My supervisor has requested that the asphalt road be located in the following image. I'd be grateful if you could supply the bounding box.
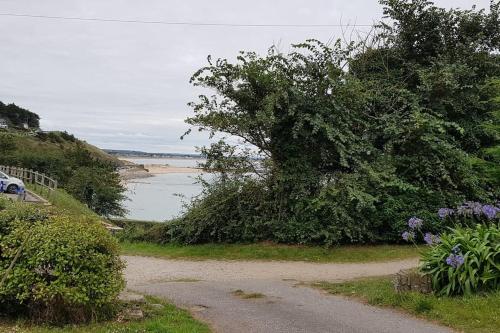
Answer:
[124,256,452,333]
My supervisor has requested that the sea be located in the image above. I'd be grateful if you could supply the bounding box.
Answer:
[121,158,207,222]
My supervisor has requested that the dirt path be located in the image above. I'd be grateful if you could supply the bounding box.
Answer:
[124,256,452,333]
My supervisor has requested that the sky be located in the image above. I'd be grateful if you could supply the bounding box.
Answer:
[0,0,492,153]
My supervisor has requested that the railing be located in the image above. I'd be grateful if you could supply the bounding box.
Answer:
[0,165,58,198]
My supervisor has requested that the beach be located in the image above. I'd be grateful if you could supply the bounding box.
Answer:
[118,157,203,180]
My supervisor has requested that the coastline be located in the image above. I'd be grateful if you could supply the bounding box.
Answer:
[145,164,203,174]
[118,157,203,181]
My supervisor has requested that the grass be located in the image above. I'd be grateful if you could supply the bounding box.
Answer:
[120,241,419,263]
[3,130,122,167]
[315,277,500,333]
[0,296,211,333]
[27,185,99,219]
[231,289,266,299]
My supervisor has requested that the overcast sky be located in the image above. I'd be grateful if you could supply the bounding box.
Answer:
[0,0,491,153]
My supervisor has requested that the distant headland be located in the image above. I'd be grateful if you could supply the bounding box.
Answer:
[104,149,202,159]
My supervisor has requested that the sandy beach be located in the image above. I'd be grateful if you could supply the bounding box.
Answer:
[118,158,203,180]
[144,164,202,174]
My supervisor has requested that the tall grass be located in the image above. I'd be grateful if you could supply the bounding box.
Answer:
[27,185,98,219]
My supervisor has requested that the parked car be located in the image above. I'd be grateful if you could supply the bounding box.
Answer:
[0,171,25,194]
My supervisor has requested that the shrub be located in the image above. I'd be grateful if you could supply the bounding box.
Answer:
[0,200,124,323]
[420,224,500,296]
[167,178,272,244]
[114,220,165,243]
[151,172,465,246]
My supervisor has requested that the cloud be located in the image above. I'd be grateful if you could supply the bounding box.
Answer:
[0,0,490,153]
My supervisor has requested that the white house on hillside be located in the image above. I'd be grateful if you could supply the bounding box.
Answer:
[0,118,8,129]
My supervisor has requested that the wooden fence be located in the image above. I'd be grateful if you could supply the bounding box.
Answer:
[0,165,58,198]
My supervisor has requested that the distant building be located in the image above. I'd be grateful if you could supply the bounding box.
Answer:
[22,123,29,130]
[0,118,8,129]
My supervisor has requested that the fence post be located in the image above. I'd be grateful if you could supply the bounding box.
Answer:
[34,171,39,192]
[1,166,57,201]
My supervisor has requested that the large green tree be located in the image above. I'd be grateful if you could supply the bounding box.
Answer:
[0,102,40,128]
[66,166,126,217]
[173,0,499,245]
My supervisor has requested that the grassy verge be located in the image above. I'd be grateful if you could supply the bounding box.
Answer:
[315,277,500,333]
[0,296,211,333]
[120,241,419,263]
[27,185,99,219]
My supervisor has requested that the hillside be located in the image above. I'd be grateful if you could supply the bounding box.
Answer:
[0,130,123,168]
[30,131,121,165]
[0,116,127,217]
[105,149,202,159]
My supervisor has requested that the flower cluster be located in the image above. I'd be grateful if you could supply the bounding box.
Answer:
[402,231,414,241]
[445,246,464,268]
[401,217,441,247]
[482,205,500,220]
[424,232,440,245]
[438,202,500,220]
[446,253,465,268]
[437,208,454,219]
[408,217,423,229]
[458,201,483,216]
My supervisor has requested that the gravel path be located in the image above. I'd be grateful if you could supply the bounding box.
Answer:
[124,256,452,333]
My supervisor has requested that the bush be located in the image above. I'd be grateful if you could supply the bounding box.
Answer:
[114,220,165,243]
[0,199,124,323]
[420,224,500,296]
[167,178,272,244]
[146,170,466,246]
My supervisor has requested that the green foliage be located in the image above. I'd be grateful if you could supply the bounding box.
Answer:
[0,125,126,217]
[421,224,500,296]
[172,0,500,245]
[0,199,125,323]
[0,296,211,333]
[0,133,15,154]
[28,187,100,220]
[0,102,40,129]
[470,78,500,194]
[168,177,272,243]
[66,166,126,217]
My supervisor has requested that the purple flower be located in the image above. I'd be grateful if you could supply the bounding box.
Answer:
[482,205,499,220]
[402,231,415,241]
[424,232,440,245]
[438,208,454,219]
[446,253,464,268]
[408,217,423,229]
[466,202,483,216]
[456,204,470,216]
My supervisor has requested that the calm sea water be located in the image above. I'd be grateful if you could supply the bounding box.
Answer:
[121,158,207,222]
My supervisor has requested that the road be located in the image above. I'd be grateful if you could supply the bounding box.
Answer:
[124,256,452,333]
